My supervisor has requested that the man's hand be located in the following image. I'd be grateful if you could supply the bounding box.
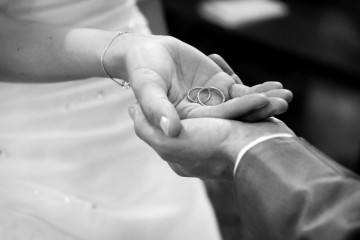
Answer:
[128,103,294,182]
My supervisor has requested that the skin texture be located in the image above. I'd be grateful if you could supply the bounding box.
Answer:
[115,35,293,136]
[129,102,294,182]
[0,12,292,137]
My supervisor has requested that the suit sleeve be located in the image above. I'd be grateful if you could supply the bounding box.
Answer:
[234,137,360,240]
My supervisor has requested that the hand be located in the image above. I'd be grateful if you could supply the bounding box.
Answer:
[208,54,293,122]
[128,103,294,182]
[106,34,292,136]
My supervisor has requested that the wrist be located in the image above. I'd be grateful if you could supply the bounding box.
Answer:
[100,30,134,88]
[64,28,114,79]
[222,120,295,178]
[104,33,177,84]
[102,31,143,82]
[233,133,295,175]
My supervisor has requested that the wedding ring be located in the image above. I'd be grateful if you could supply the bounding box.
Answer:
[187,86,226,106]
[198,86,226,106]
[187,87,211,103]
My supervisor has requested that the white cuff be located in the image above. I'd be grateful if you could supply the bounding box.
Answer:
[233,133,294,176]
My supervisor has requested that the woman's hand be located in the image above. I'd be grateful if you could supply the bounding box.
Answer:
[106,34,292,136]
[0,12,291,133]
[128,103,294,182]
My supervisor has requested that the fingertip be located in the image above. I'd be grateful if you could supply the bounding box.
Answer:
[265,81,283,89]
[128,103,141,120]
[128,106,135,120]
[285,89,294,103]
[271,98,289,115]
[252,81,283,93]
[208,53,221,60]
[128,102,141,119]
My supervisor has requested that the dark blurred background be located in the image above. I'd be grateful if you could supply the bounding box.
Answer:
[139,0,360,239]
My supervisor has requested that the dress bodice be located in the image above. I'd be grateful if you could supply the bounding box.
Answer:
[0,1,220,239]
[0,0,148,31]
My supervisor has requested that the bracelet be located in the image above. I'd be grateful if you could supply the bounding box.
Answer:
[233,133,294,176]
[101,30,131,89]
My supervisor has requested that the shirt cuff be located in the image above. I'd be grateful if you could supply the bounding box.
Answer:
[233,133,294,176]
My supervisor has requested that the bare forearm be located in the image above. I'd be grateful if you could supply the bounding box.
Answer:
[0,14,113,82]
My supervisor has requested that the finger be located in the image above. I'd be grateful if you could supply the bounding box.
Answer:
[267,117,283,123]
[189,94,270,119]
[241,98,288,122]
[204,71,235,101]
[128,103,162,145]
[231,74,242,84]
[251,81,283,93]
[208,54,235,75]
[209,94,270,119]
[130,68,181,137]
[208,54,242,84]
[229,83,251,98]
[262,89,293,103]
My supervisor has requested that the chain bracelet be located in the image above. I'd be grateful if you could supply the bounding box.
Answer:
[100,30,130,89]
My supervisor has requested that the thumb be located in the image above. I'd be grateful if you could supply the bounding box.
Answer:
[130,68,182,137]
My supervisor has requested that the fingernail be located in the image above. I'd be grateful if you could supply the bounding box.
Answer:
[160,116,169,136]
[128,107,135,119]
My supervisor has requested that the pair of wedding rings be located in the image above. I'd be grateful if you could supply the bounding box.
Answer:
[187,86,226,106]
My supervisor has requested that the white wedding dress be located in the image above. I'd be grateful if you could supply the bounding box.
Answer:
[0,0,220,239]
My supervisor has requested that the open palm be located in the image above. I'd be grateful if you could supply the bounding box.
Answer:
[125,34,291,136]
